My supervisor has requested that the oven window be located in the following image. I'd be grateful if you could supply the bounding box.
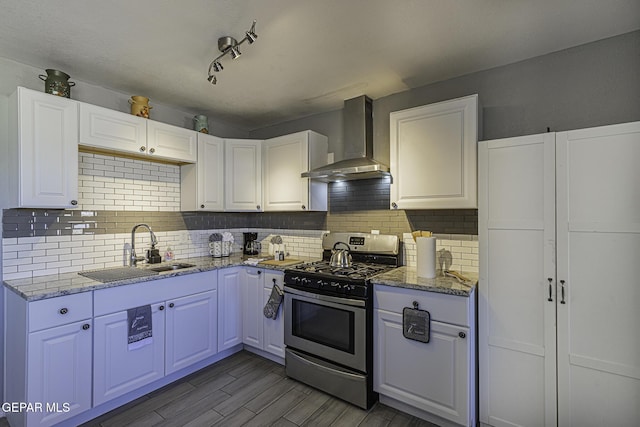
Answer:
[291,299,355,354]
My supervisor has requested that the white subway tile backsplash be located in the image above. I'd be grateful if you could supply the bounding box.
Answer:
[77,153,180,212]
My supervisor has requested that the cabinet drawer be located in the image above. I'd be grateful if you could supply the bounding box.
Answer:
[29,292,93,332]
[374,285,471,327]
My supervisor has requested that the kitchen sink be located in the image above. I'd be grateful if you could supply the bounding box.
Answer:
[147,263,196,273]
[79,267,159,283]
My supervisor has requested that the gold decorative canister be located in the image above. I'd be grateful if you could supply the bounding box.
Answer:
[129,96,152,118]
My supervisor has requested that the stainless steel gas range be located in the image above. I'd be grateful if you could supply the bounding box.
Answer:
[283,232,400,409]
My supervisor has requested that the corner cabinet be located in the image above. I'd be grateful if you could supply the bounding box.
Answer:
[79,103,197,163]
[181,133,225,211]
[263,130,328,211]
[8,87,79,208]
[479,122,640,427]
[225,139,263,211]
[390,95,478,210]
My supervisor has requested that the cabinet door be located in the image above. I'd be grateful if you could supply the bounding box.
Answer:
[478,134,557,427]
[242,268,264,348]
[93,303,165,406]
[27,320,92,427]
[16,87,79,208]
[79,103,147,154]
[263,132,310,211]
[218,267,243,351]
[165,290,218,374]
[198,133,225,210]
[263,271,285,357]
[147,120,197,163]
[390,94,477,209]
[374,309,471,426]
[225,139,262,211]
[556,122,640,426]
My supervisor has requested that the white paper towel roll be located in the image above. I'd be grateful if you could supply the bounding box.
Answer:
[416,237,436,278]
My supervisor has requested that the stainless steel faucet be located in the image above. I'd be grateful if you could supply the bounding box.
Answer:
[130,223,158,266]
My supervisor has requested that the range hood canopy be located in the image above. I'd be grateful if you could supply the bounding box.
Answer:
[302,95,390,182]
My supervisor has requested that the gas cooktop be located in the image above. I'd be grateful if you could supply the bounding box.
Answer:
[288,260,394,280]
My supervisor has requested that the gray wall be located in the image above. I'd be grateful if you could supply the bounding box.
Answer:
[0,56,250,138]
[251,31,640,167]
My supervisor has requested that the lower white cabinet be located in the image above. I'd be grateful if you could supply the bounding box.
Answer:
[262,271,285,358]
[5,291,93,427]
[242,267,265,348]
[93,303,165,406]
[165,290,218,374]
[217,267,244,351]
[374,285,476,427]
[242,268,285,359]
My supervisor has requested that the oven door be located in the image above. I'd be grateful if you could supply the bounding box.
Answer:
[284,286,366,373]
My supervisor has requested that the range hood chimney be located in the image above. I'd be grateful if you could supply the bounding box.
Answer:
[301,95,390,182]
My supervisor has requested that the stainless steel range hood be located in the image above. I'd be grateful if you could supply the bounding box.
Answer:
[302,95,390,182]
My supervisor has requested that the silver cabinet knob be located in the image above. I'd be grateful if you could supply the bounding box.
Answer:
[149,148,155,154]
[140,146,146,152]
[391,202,398,209]
[70,200,78,206]
[301,205,306,210]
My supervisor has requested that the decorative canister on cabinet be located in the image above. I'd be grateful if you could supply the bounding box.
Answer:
[129,95,152,118]
[38,69,76,98]
[193,114,209,133]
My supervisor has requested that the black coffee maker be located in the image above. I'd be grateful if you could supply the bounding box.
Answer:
[243,232,260,255]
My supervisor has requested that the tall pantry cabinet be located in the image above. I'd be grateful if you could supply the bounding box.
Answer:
[478,122,640,427]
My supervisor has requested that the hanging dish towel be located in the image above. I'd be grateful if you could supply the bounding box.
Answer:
[263,285,284,320]
[127,305,153,350]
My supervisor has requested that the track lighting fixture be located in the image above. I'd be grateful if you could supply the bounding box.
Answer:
[207,20,258,85]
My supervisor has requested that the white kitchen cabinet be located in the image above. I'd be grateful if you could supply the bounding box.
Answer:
[390,94,478,210]
[146,120,197,163]
[263,130,328,211]
[218,267,244,351]
[8,86,79,208]
[79,102,197,163]
[79,103,147,153]
[242,267,264,348]
[262,271,285,358]
[93,303,166,406]
[181,133,225,211]
[5,291,93,427]
[165,289,218,375]
[478,121,640,427]
[241,268,285,360]
[374,285,476,427]
[225,138,263,211]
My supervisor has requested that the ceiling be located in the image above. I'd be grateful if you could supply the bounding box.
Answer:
[1,0,638,130]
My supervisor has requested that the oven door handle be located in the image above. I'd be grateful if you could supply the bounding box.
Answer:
[284,286,366,308]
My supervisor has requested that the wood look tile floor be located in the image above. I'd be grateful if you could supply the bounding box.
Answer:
[67,350,439,427]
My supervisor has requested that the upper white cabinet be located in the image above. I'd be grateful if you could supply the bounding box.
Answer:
[79,103,196,163]
[263,130,328,211]
[79,103,147,153]
[390,94,478,210]
[479,122,640,427]
[146,120,197,163]
[225,138,263,211]
[9,87,79,208]
[181,133,225,211]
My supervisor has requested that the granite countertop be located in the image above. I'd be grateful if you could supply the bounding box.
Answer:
[371,266,478,297]
[3,255,312,302]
